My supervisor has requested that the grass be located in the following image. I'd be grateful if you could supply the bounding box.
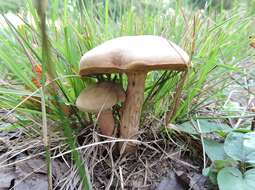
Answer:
[0,0,255,189]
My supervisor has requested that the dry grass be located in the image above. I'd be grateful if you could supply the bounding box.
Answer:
[0,113,205,189]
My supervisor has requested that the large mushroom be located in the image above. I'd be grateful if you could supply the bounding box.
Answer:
[76,82,125,136]
[79,35,189,153]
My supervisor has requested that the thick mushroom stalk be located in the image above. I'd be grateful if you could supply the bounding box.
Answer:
[119,72,146,152]
[98,109,115,136]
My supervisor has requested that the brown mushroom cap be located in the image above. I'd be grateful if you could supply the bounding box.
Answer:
[76,82,125,113]
[79,35,189,76]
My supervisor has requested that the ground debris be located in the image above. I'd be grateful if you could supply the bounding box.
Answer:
[0,156,69,190]
[155,172,185,190]
[86,125,211,190]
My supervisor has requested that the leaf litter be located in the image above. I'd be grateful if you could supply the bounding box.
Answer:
[0,111,216,190]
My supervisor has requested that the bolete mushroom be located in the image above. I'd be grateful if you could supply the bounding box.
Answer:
[76,81,125,136]
[79,35,189,153]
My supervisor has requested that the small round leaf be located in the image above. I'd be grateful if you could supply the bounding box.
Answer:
[217,167,255,190]
[224,132,255,164]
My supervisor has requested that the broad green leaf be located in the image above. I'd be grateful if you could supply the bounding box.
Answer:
[224,132,255,164]
[204,139,226,161]
[174,120,232,134]
[204,159,238,186]
[217,167,255,190]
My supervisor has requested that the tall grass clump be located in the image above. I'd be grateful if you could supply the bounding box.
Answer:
[0,0,254,188]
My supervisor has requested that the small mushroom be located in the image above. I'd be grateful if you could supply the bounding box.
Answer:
[76,82,125,136]
[79,35,189,153]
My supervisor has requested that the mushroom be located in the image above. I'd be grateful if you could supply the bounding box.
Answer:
[76,81,125,136]
[79,35,189,153]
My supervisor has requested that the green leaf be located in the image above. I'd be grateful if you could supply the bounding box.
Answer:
[0,123,21,132]
[174,120,232,134]
[224,132,255,164]
[217,167,255,190]
[203,166,218,185]
[204,139,226,161]
[202,167,211,176]
[0,87,40,97]
[223,100,243,113]
[213,159,238,171]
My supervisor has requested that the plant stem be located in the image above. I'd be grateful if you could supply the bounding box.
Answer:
[37,0,53,189]
[41,86,52,190]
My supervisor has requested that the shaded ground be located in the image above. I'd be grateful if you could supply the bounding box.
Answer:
[0,110,215,190]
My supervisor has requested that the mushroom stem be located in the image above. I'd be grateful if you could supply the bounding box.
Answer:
[119,72,146,153]
[98,109,115,136]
